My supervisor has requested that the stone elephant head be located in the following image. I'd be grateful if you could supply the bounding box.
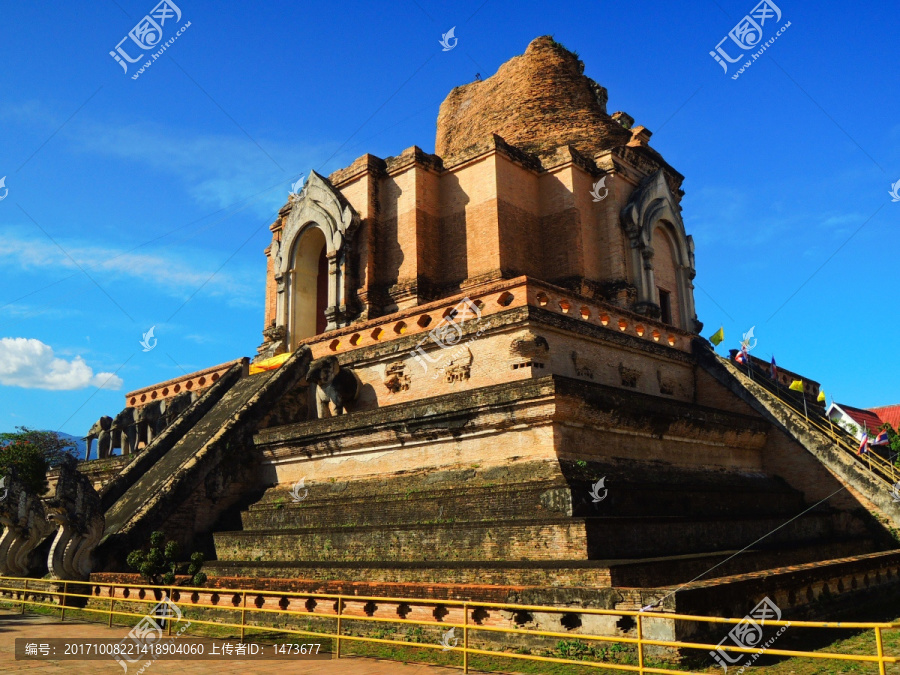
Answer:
[161,391,193,430]
[307,355,360,418]
[136,400,165,447]
[110,407,137,456]
[84,415,113,460]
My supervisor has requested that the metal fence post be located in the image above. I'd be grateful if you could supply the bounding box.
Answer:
[20,579,27,615]
[875,626,886,675]
[167,587,174,636]
[240,592,247,643]
[463,602,469,674]
[336,596,343,659]
[637,613,644,674]
[60,581,67,621]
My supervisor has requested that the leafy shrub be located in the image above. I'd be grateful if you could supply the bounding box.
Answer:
[0,440,49,495]
[127,531,206,586]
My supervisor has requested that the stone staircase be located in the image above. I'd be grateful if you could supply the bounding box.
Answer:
[95,348,313,570]
[694,341,900,526]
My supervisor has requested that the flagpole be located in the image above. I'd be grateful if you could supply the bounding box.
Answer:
[891,441,896,484]
[827,397,836,442]
[864,424,872,473]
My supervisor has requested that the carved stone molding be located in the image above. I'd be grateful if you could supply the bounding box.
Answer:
[657,369,676,396]
[272,171,361,343]
[445,347,473,383]
[619,363,641,388]
[620,169,699,333]
[384,363,411,393]
[509,330,550,370]
[570,351,594,380]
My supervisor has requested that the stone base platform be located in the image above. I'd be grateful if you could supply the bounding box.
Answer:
[204,538,879,588]
[90,548,900,652]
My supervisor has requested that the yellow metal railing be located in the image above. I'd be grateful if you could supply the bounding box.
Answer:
[0,576,897,674]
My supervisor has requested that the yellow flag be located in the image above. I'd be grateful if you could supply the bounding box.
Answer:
[817,390,826,403]
[789,379,804,392]
[709,326,725,346]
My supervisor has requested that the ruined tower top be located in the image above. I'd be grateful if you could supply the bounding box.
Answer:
[435,35,632,158]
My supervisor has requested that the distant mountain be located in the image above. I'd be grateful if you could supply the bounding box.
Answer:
[0,431,93,461]
[57,432,89,461]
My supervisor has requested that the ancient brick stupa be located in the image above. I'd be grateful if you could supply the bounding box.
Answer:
[74,36,900,639]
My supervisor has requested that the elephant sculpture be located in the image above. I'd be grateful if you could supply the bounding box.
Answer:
[110,407,137,456]
[95,394,193,459]
[160,391,193,429]
[135,400,165,448]
[84,416,113,460]
[307,356,361,419]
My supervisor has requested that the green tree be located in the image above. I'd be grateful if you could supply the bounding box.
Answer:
[880,424,900,466]
[0,440,49,495]
[0,427,79,495]
[0,427,78,465]
[126,531,207,586]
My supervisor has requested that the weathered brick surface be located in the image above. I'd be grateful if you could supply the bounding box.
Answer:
[435,36,631,160]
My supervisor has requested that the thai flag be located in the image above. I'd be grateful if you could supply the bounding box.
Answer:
[873,430,890,446]
[735,348,748,364]
[858,432,869,455]
[770,356,777,380]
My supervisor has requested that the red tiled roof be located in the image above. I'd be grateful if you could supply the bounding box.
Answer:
[835,403,884,432]
[871,405,900,430]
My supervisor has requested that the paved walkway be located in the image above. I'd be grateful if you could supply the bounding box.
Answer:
[0,611,456,674]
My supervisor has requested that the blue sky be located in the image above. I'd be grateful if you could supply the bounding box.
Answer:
[0,0,896,437]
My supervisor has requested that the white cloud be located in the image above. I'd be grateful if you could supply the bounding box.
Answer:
[67,120,323,212]
[0,230,257,306]
[0,337,123,390]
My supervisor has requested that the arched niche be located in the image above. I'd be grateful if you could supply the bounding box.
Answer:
[650,224,681,328]
[271,171,360,349]
[620,170,700,333]
[289,225,328,347]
